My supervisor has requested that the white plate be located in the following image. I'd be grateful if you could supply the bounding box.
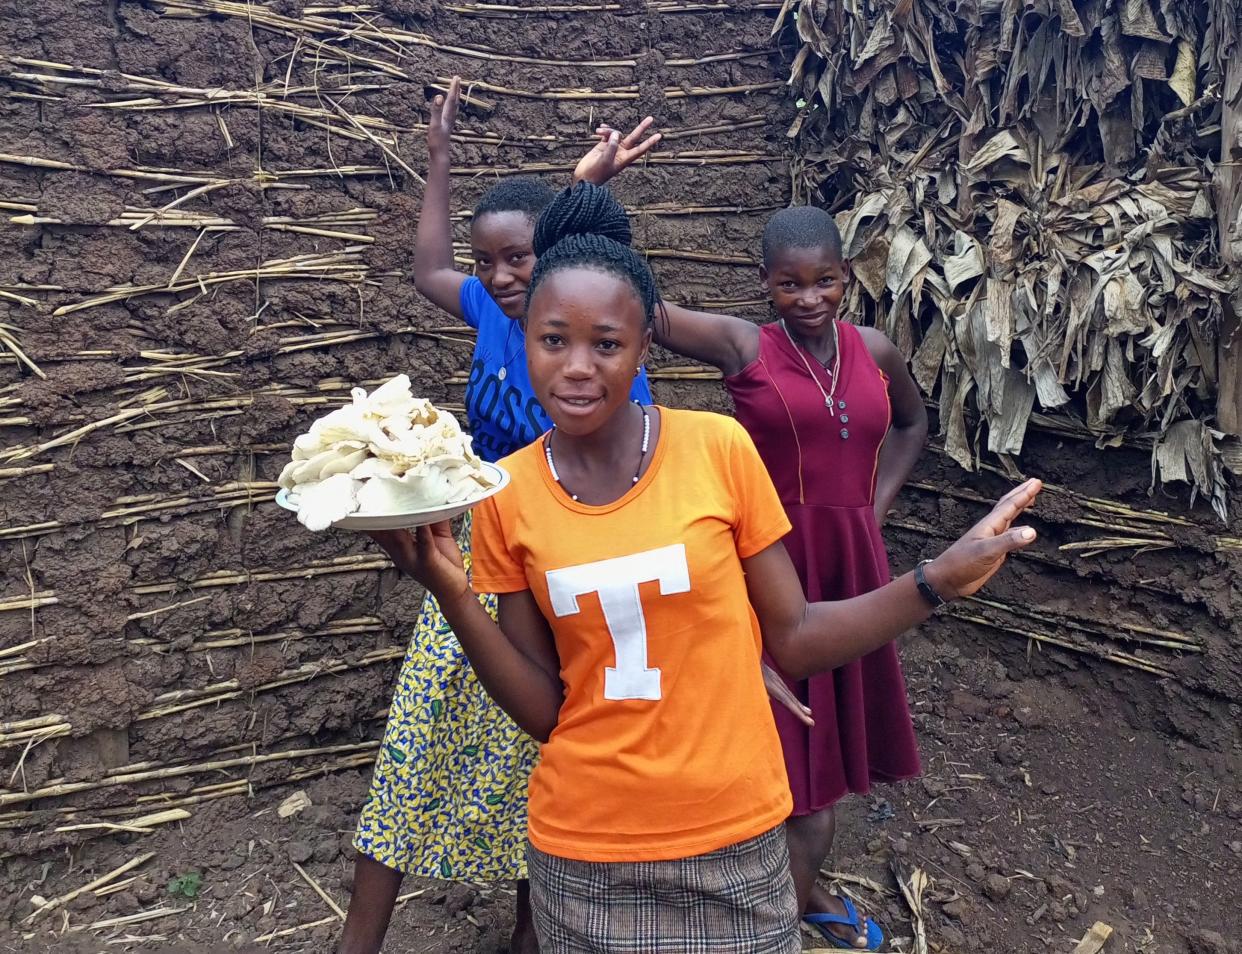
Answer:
[276,462,510,531]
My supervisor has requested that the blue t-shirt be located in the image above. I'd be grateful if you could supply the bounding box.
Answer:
[460,276,653,462]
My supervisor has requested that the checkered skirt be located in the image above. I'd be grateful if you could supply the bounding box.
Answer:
[526,826,799,953]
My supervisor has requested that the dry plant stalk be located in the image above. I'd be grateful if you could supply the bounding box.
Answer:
[252,886,427,942]
[23,852,155,922]
[0,747,382,831]
[444,2,782,16]
[293,862,347,920]
[1072,922,1115,954]
[68,905,187,933]
[51,807,191,836]
[0,741,379,807]
[894,864,930,954]
[146,1,773,70]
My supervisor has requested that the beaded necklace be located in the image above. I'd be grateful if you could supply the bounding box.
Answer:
[543,401,651,503]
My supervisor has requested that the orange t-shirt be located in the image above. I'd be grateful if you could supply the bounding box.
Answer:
[471,407,793,862]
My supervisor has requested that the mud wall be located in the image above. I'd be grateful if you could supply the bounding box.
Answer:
[0,0,795,850]
[0,0,1238,860]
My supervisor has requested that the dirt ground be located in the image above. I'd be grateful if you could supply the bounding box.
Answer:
[4,587,1240,954]
[1,2,1240,953]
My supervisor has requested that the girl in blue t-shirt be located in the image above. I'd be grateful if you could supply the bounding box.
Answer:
[338,80,657,954]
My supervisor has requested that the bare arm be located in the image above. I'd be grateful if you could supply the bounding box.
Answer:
[745,479,1042,679]
[412,76,468,320]
[437,588,562,741]
[656,302,759,377]
[369,524,563,741]
[858,326,929,525]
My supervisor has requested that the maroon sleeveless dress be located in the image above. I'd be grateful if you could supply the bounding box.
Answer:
[726,320,921,815]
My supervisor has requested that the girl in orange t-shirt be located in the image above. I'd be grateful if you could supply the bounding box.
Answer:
[368,184,1041,954]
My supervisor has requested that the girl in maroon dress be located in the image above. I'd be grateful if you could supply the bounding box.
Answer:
[655,206,928,949]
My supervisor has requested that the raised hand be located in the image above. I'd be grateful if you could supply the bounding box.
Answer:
[924,479,1042,600]
[427,75,462,157]
[573,116,663,186]
[368,522,470,604]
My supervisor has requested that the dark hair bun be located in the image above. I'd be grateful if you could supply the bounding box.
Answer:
[533,181,632,256]
[525,182,660,328]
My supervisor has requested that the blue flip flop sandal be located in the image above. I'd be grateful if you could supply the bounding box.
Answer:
[803,896,884,950]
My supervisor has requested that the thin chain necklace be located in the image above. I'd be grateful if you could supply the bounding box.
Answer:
[782,319,841,416]
[544,401,651,503]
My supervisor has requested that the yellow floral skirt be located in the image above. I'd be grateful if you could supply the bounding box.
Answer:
[353,513,539,881]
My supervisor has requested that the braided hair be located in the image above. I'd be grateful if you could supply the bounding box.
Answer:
[473,177,555,223]
[761,205,843,267]
[526,182,661,324]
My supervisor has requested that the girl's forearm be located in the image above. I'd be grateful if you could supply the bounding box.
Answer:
[755,479,1040,679]
[437,589,563,741]
[413,152,456,282]
[774,573,933,679]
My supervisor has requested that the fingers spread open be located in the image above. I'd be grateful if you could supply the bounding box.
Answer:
[628,132,662,160]
[996,477,1042,511]
[623,116,655,146]
[601,130,620,162]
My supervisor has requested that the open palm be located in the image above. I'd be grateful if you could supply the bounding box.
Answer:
[927,479,1042,600]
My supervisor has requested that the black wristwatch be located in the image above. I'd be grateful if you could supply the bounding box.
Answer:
[914,560,947,608]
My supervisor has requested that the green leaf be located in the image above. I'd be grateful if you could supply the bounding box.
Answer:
[167,872,202,900]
